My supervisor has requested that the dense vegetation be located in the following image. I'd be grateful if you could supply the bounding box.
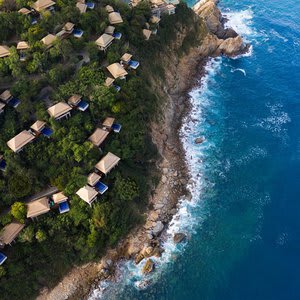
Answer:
[0,0,204,298]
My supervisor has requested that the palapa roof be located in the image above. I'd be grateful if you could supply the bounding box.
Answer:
[102,117,115,128]
[27,197,50,218]
[18,7,31,15]
[30,120,46,132]
[121,53,132,63]
[87,172,101,186]
[107,63,128,79]
[95,34,114,48]
[32,0,55,12]
[150,15,160,24]
[0,103,5,111]
[105,5,114,13]
[0,90,12,102]
[105,26,115,35]
[76,185,98,204]
[52,192,68,204]
[68,94,82,106]
[88,128,109,147]
[95,152,120,175]
[0,46,10,58]
[41,34,57,47]
[17,41,29,50]
[0,222,25,245]
[104,77,115,87]
[150,0,164,5]
[76,2,87,13]
[143,29,152,40]
[108,12,123,25]
[47,102,72,118]
[7,130,35,152]
[63,22,75,32]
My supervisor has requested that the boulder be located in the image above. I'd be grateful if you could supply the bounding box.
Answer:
[173,233,187,244]
[142,259,155,274]
[152,221,164,236]
[217,36,245,56]
[195,137,205,144]
[135,253,144,265]
[144,246,154,257]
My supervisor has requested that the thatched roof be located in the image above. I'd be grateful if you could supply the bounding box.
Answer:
[18,7,31,15]
[104,77,115,87]
[7,131,35,152]
[76,2,87,13]
[108,12,123,25]
[32,0,55,12]
[68,94,82,106]
[107,63,128,79]
[150,15,160,24]
[0,46,10,58]
[95,152,120,174]
[27,197,50,218]
[0,222,25,245]
[102,117,115,128]
[105,26,115,35]
[52,192,68,204]
[95,34,114,49]
[0,90,12,102]
[121,53,132,63]
[17,41,29,50]
[105,5,114,13]
[63,22,75,32]
[87,172,101,186]
[41,34,57,47]
[30,120,46,132]
[143,29,152,40]
[88,128,109,147]
[76,185,98,204]
[47,102,72,119]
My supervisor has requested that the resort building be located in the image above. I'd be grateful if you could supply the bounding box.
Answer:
[95,152,120,175]
[0,46,10,58]
[102,117,115,129]
[7,130,35,153]
[0,90,20,108]
[32,0,55,12]
[63,22,75,34]
[16,41,29,50]
[87,172,101,187]
[0,102,5,114]
[107,63,128,79]
[76,185,98,205]
[0,222,25,247]
[143,29,152,40]
[95,33,114,51]
[52,192,70,214]
[41,34,57,49]
[30,120,46,134]
[121,53,132,64]
[88,128,109,147]
[27,197,50,219]
[104,77,115,87]
[18,7,31,15]
[76,2,87,13]
[68,94,89,111]
[47,102,72,120]
[105,5,114,13]
[105,26,115,35]
[108,12,123,25]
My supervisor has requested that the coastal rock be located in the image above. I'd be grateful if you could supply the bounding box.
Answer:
[195,137,205,144]
[173,233,187,244]
[135,253,144,265]
[152,221,164,236]
[142,259,155,274]
[161,175,167,184]
[217,36,245,56]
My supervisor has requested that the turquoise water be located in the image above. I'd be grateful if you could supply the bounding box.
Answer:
[89,0,300,299]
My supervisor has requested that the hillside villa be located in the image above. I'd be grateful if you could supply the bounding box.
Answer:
[7,130,36,153]
[47,102,72,120]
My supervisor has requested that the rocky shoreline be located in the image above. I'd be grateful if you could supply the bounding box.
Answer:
[37,1,248,299]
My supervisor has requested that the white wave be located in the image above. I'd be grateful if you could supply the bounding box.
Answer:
[270,29,288,42]
[231,68,246,76]
[223,9,254,37]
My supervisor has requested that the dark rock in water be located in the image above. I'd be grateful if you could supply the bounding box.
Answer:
[173,233,187,244]
[142,259,155,274]
[195,137,205,144]
[135,253,144,265]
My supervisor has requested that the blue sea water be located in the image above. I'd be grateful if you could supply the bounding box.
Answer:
[89,0,300,299]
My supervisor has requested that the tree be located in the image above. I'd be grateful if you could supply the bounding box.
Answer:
[114,174,139,202]
[35,229,47,242]
[19,225,34,242]
[10,202,26,223]
[0,266,6,278]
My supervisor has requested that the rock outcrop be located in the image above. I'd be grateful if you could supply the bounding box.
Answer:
[194,0,248,56]
[142,259,155,274]
[173,233,187,244]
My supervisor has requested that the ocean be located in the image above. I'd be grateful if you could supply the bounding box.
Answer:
[89,0,300,299]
